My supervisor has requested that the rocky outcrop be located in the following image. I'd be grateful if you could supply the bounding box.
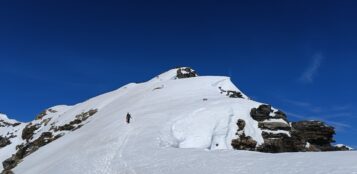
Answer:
[0,136,11,148]
[2,156,17,171]
[35,108,57,120]
[257,135,305,153]
[334,144,353,151]
[1,109,99,173]
[176,67,198,79]
[218,87,244,99]
[21,124,39,141]
[2,132,59,172]
[0,120,20,128]
[292,121,336,151]
[250,105,288,122]
[245,104,346,153]
[54,109,97,131]
[231,119,257,151]
[250,105,273,121]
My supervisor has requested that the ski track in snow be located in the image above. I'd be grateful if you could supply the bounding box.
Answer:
[112,125,137,174]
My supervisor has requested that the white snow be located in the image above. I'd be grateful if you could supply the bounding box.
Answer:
[0,113,18,124]
[305,142,311,148]
[335,144,354,150]
[262,118,288,124]
[262,130,291,137]
[0,68,355,174]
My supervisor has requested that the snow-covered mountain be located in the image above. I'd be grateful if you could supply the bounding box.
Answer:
[0,67,356,174]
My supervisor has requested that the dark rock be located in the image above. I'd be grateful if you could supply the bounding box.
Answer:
[12,123,21,127]
[261,132,290,139]
[2,132,58,172]
[48,109,57,113]
[176,67,198,79]
[226,91,243,98]
[334,145,352,151]
[1,170,14,174]
[292,121,335,146]
[232,134,257,151]
[218,87,244,99]
[274,110,288,121]
[153,86,164,91]
[258,122,291,131]
[55,109,98,132]
[35,108,57,120]
[40,118,52,127]
[257,105,273,115]
[75,109,98,121]
[232,119,257,150]
[257,135,304,153]
[69,119,82,125]
[35,110,47,120]
[257,120,337,153]
[2,156,17,171]
[24,132,54,155]
[56,124,76,131]
[0,120,21,128]
[54,133,64,140]
[250,105,273,121]
[21,124,39,141]
[0,136,11,148]
[237,119,245,131]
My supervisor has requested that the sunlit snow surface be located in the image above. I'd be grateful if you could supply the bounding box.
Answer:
[2,70,356,174]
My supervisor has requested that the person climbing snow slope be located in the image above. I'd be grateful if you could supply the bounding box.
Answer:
[126,113,132,124]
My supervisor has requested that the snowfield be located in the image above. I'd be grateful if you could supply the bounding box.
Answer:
[1,68,356,174]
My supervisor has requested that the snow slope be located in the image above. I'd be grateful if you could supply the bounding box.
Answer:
[1,68,356,174]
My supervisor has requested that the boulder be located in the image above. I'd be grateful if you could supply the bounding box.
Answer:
[250,105,273,121]
[0,136,11,148]
[237,119,245,131]
[2,156,17,171]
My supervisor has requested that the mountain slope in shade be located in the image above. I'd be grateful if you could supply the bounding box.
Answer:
[0,67,355,174]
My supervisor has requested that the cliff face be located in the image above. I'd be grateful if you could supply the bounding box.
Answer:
[231,104,346,153]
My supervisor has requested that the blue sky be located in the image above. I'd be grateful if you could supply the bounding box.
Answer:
[0,0,356,147]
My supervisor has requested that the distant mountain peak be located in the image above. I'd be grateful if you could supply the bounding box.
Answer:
[150,67,198,82]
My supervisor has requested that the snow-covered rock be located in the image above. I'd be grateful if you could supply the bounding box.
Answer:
[335,144,354,151]
[0,67,355,174]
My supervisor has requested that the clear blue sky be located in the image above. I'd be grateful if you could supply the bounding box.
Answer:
[0,0,356,147]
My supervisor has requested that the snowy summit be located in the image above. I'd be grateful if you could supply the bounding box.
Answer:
[0,67,356,174]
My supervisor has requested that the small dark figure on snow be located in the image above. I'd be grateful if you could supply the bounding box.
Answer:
[126,113,132,124]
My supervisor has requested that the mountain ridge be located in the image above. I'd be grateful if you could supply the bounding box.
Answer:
[0,67,354,174]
